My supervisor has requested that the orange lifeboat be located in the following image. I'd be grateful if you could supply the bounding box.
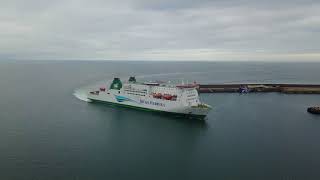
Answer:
[153,93,162,99]
[162,94,173,100]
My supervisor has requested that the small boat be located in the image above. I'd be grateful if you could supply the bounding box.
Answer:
[239,85,249,93]
[307,107,320,114]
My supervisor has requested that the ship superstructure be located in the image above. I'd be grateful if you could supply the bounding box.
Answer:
[87,77,211,119]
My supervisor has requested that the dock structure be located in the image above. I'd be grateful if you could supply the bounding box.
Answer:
[198,84,320,94]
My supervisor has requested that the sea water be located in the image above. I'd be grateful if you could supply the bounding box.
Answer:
[0,60,320,179]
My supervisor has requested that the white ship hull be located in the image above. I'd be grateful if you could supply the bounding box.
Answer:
[87,90,210,119]
[85,77,212,119]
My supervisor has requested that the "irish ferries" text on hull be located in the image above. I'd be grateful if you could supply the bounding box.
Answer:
[87,77,212,119]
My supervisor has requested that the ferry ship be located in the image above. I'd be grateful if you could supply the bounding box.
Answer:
[87,77,212,119]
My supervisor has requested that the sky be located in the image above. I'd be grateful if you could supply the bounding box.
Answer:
[1,0,320,61]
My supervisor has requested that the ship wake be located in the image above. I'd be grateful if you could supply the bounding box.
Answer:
[73,89,92,102]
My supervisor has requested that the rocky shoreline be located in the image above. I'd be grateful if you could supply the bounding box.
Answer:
[307,107,320,114]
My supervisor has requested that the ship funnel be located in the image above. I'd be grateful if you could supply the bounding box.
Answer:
[110,77,122,90]
[128,76,136,83]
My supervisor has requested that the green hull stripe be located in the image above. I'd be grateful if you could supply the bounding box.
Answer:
[88,98,206,119]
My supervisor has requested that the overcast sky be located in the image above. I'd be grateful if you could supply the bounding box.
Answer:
[1,0,320,61]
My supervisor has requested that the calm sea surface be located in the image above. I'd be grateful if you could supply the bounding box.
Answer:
[0,61,320,180]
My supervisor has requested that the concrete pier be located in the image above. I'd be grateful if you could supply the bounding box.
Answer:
[198,84,320,94]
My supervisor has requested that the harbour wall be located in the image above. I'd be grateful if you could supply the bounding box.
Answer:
[198,84,320,94]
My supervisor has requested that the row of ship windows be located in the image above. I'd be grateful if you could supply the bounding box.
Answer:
[124,90,147,94]
[124,88,147,91]
[153,87,175,89]
[187,97,197,101]
[126,92,146,96]
[152,88,177,92]
[186,91,195,94]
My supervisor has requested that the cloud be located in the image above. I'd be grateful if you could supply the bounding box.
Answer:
[0,0,319,61]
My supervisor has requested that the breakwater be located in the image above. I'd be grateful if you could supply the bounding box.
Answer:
[198,84,320,94]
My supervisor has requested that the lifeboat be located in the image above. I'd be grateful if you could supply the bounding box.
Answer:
[153,93,162,99]
[162,94,173,100]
